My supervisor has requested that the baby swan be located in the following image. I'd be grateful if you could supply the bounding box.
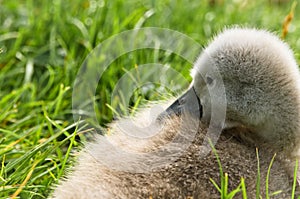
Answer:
[50,28,300,198]
[164,27,300,162]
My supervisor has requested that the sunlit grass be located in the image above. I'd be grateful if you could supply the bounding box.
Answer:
[1,0,300,198]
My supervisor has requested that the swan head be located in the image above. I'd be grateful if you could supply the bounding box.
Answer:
[161,27,300,157]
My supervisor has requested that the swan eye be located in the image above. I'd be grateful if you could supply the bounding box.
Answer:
[206,76,214,85]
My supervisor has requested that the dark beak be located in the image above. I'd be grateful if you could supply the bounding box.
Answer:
[157,86,202,121]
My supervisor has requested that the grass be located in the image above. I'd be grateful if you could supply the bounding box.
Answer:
[1,0,300,198]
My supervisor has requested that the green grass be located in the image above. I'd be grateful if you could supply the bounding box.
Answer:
[1,0,300,198]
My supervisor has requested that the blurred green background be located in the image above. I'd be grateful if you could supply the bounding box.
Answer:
[0,0,299,198]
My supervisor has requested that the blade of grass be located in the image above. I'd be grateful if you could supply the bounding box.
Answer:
[57,123,78,179]
[281,1,297,39]
[0,154,6,183]
[224,172,228,197]
[256,148,261,199]
[10,160,39,199]
[291,159,299,199]
[54,84,71,117]
[210,178,221,193]
[241,177,247,199]
[208,139,226,198]
[265,153,276,199]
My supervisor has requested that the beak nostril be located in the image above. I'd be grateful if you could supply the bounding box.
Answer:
[157,86,203,121]
[179,98,185,104]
